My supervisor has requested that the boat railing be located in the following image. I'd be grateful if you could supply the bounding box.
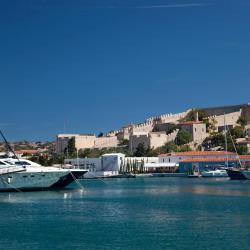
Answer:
[0,166,25,175]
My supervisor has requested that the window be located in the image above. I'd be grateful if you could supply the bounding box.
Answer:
[3,161,14,165]
[15,161,31,166]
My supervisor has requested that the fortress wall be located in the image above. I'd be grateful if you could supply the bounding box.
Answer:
[75,135,96,150]
[132,122,154,133]
[94,136,119,148]
[203,104,244,116]
[149,130,179,150]
[159,110,192,123]
[208,110,242,128]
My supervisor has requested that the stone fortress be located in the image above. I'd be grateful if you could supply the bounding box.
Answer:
[56,103,250,154]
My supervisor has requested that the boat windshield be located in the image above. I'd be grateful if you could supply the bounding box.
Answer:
[2,160,15,165]
[15,161,31,166]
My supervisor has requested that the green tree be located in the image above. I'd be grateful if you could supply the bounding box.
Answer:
[231,126,245,139]
[67,137,76,156]
[134,143,147,157]
[178,145,192,152]
[175,129,192,145]
[182,109,208,122]
[237,116,247,127]
[118,139,129,146]
[79,148,92,158]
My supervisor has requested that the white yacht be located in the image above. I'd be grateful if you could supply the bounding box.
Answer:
[0,130,87,191]
[0,158,87,192]
[201,169,228,177]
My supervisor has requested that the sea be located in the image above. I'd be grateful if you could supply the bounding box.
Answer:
[0,177,250,250]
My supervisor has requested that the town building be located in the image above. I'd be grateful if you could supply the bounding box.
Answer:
[159,151,238,165]
[179,155,250,173]
[179,121,207,142]
[64,154,158,176]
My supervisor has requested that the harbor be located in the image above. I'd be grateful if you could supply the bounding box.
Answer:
[1,177,250,250]
[1,0,250,249]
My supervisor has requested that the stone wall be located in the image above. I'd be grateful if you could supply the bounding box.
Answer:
[93,136,119,148]
[208,110,242,129]
[203,104,243,116]
[129,130,179,153]
[129,133,150,153]
[56,134,119,154]
[146,109,191,124]
[132,122,154,133]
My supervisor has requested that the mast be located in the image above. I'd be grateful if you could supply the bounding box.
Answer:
[224,113,228,168]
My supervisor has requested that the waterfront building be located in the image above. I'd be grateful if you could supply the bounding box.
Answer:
[159,151,238,165]
[178,154,250,173]
[64,153,125,178]
[144,162,179,173]
[64,154,158,176]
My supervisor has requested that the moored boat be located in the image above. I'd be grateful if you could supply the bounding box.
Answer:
[226,168,247,180]
[201,169,228,177]
[241,170,250,180]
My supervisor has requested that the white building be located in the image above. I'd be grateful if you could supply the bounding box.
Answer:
[65,153,125,178]
[64,154,159,177]
[159,151,237,165]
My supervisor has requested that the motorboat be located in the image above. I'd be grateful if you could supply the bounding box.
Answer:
[201,169,228,177]
[0,157,87,192]
[0,130,87,191]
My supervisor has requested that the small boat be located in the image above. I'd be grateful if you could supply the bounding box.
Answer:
[241,170,250,180]
[201,169,228,177]
[226,168,247,180]
[188,165,201,178]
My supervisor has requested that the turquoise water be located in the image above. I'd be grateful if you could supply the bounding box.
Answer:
[1,178,250,250]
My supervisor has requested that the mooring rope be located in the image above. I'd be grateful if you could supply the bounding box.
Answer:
[70,171,85,190]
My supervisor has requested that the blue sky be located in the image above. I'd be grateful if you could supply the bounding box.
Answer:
[0,0,250,141]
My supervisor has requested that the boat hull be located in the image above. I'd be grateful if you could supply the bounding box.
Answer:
[226,169,247,180]
[0,170,87,192]
[201,170,228,178]
[242,170,250,180]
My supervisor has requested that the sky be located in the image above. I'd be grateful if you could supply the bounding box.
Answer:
[0,0,250,141]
